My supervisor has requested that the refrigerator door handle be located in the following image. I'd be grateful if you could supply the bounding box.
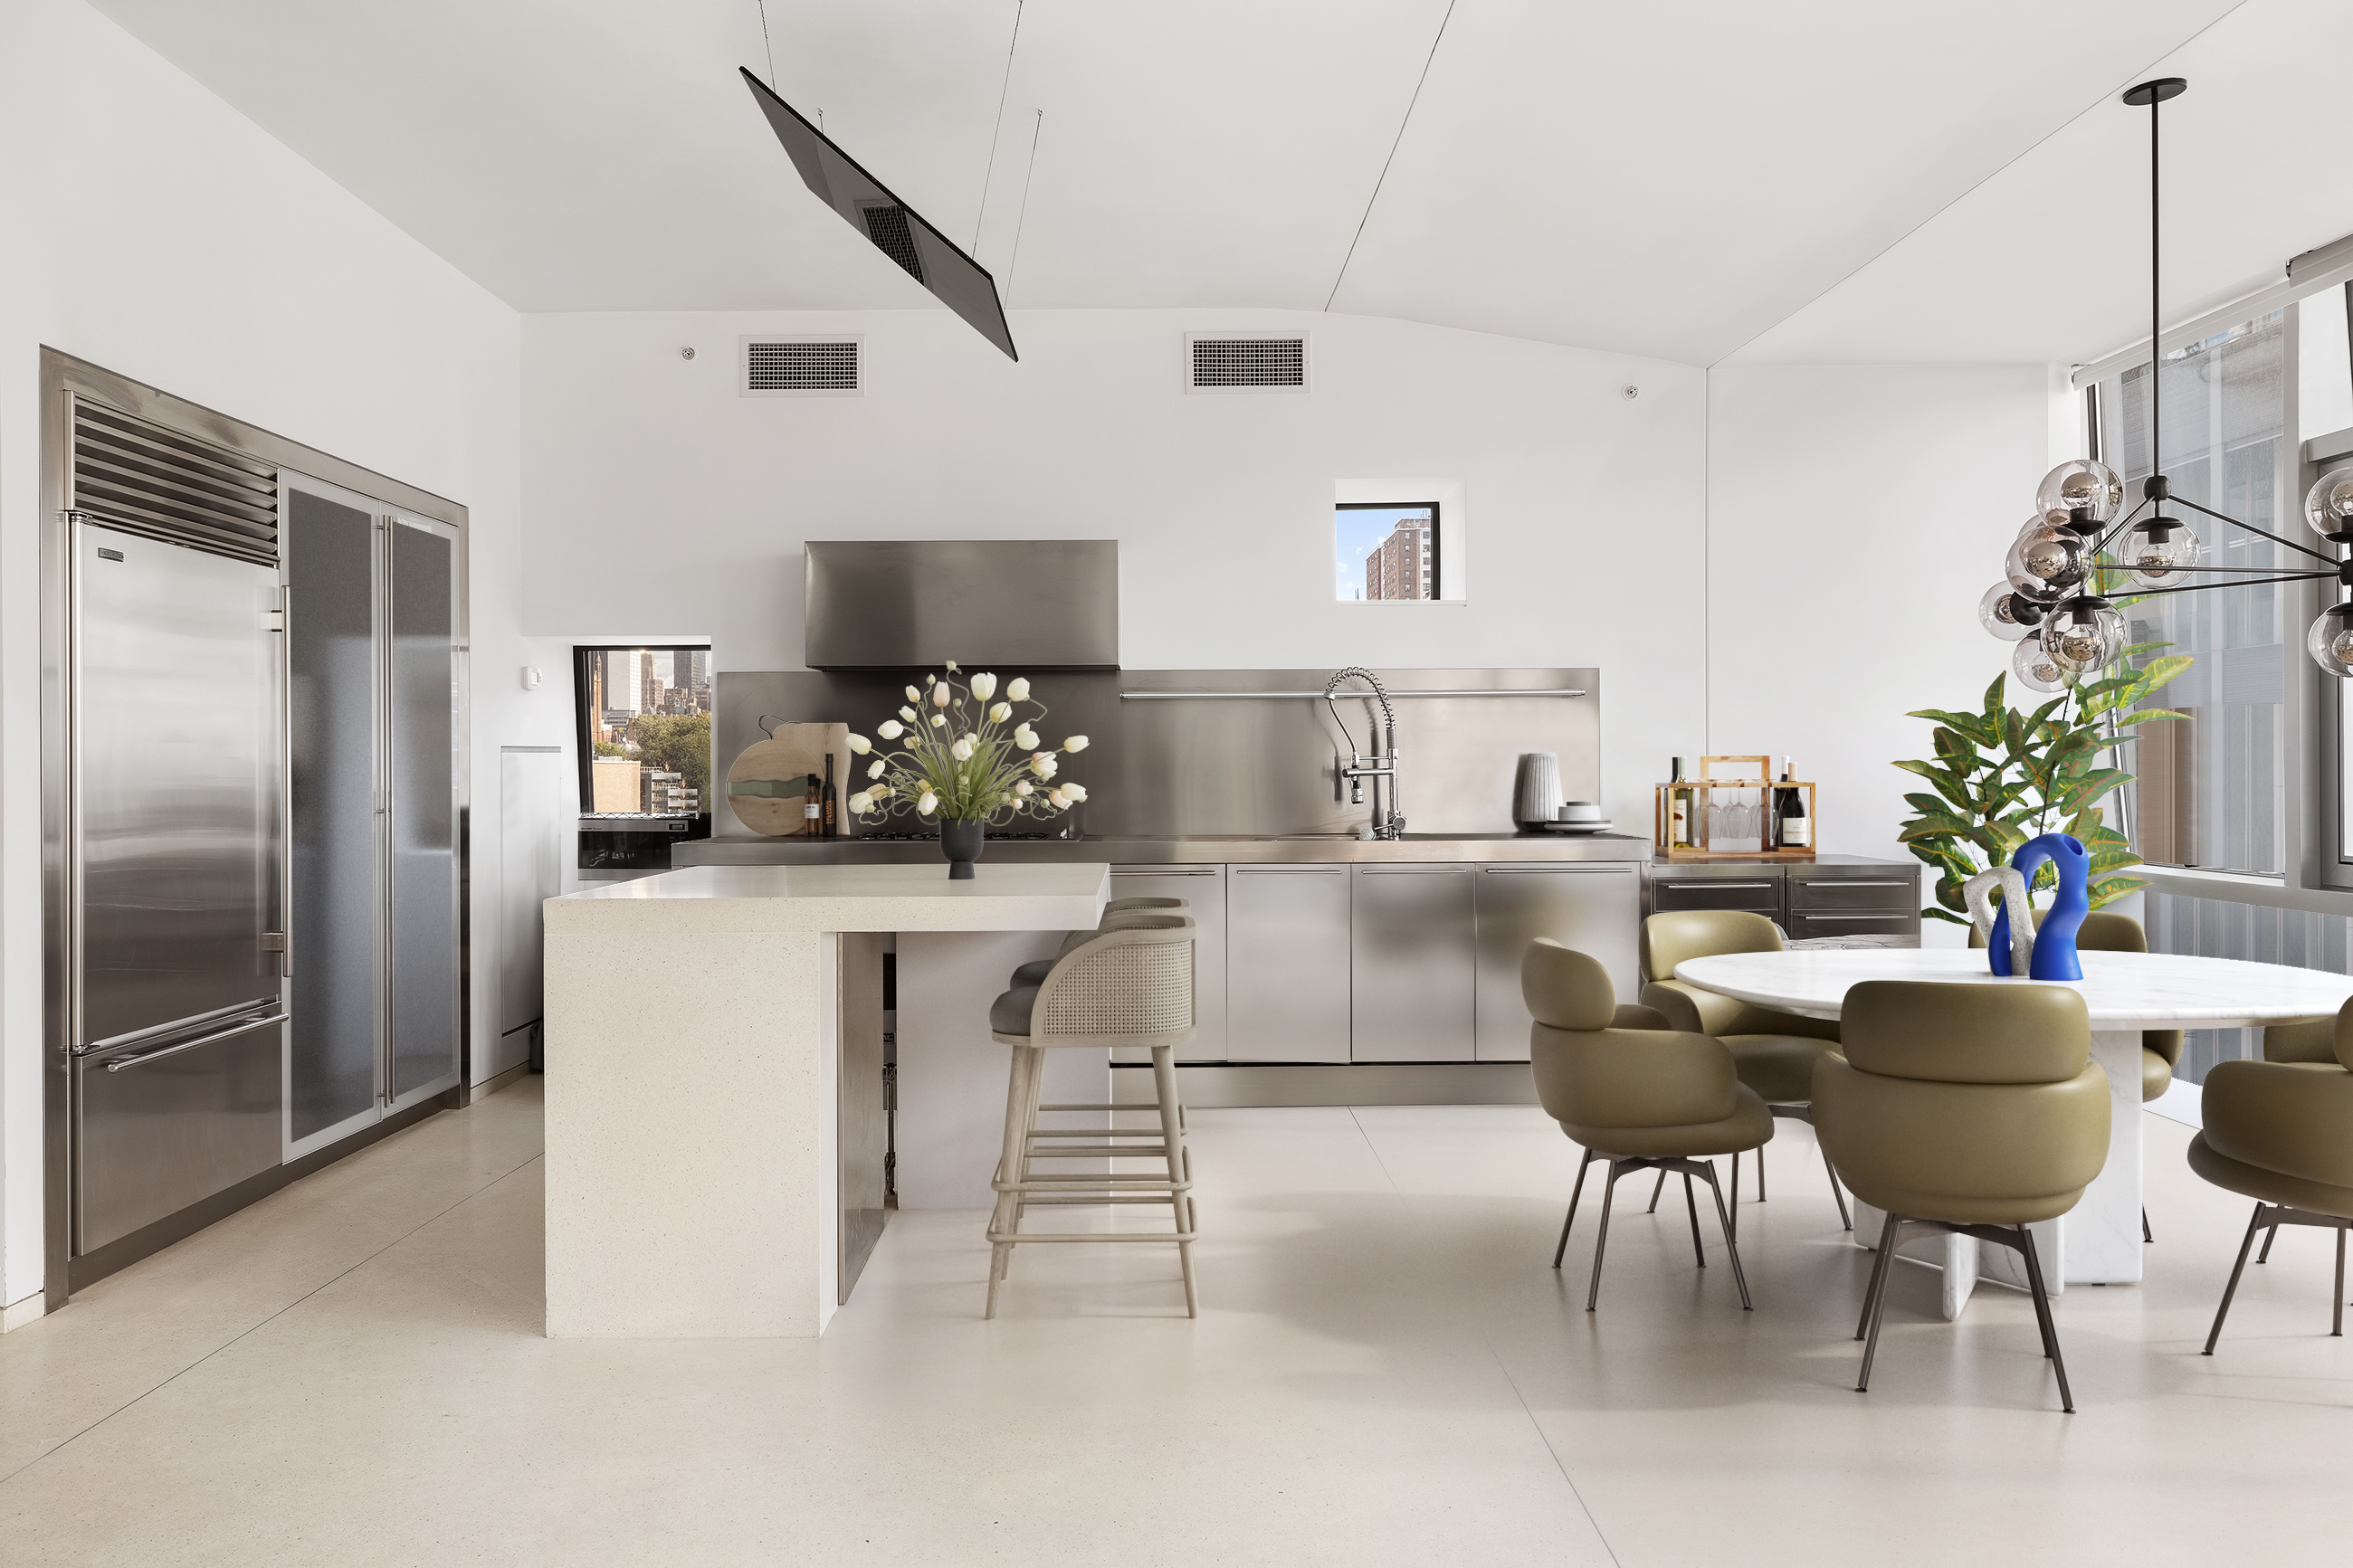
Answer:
[104,1012,289,1072]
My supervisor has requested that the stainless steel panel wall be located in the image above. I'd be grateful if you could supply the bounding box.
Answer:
[1107,866,1226,1062]
[288,492,379,1140]
[1350,865,1477,1062]
[1473,864,1641,1061]
[75,523,281,1046]
[805,541,1118,670]
[712,667,1596,841]
[390,523,460,1101]
[75,1015,283,1252]
[1226,866,1350,1063]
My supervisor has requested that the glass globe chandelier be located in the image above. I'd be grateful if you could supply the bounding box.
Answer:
[1982,77,2353,684]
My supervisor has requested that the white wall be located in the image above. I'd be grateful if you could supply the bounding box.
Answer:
[0,0,559,1309]
[1706,362,2056,936]
[523,307,1711,820]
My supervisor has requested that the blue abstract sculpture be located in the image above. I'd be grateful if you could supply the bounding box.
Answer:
[1986,832,2091,981]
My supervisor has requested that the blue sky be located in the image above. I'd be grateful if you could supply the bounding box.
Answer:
[1333,506,1434,600]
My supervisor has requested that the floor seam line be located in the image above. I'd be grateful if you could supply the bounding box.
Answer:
[0,1143,545,1491]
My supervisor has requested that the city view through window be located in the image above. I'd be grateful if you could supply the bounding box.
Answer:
[578,646,712,814]
[1335,503,1440,601]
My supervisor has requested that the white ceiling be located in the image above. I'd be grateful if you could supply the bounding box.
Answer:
[84,0,2353,367]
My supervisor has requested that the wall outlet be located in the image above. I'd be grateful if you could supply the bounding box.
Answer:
[521,666,543,690]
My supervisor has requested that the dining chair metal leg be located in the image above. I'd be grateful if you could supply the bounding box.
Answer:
[2259,1220,2279,1265]
[1824,1155,1852,1231]
[1646,1170,1668,1214]
[1855,1212,1898,1342]
[2335,1227,2346,1338]
[2019,1225,2073,1412]
[1681,1174,1706,1268]
[1699,1163,1751,1309]
[1755,1145,1766,1202]
[1729,1150,1739,1243]
[1586,1159,1627,1311]
[1856,1212,1901,1391]
[2203,1203,2269,1355]
[1554,1148,1598,1269]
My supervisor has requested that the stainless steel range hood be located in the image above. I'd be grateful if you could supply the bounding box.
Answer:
[805,541,1119,670]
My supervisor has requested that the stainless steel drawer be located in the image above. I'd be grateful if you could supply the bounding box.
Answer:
[1789,874,1916,911]
[1350,866,1476,1063]
[1789,911,1917,941]
[75,1012,285,1253]
[1226,866,1351,1064]
[1653,877,1779,914]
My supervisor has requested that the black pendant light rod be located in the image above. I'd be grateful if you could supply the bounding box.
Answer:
[2122,78,2187,489]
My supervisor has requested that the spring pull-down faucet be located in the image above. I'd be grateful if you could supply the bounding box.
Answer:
[1322,667,1404,840]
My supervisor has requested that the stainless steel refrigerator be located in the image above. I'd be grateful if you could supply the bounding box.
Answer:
[69,517,289,1254]
[45,366,468,1301]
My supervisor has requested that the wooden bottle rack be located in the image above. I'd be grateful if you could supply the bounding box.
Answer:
[1654,755,1817,860]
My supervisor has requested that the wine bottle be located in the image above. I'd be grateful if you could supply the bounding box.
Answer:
[1669,756,1691,848]
[822,755,838,838]
[1778,757,1811,849]
[803,772,822,838]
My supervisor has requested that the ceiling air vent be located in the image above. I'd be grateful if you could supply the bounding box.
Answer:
[741,336,862,398]
[1185,334,1309,394]
[70,396,279,565]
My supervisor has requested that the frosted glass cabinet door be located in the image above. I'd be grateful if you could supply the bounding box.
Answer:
[287,490,381,1143]
[389,521,460,1104]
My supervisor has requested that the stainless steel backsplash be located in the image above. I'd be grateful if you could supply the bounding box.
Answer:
[712,668,1599,840]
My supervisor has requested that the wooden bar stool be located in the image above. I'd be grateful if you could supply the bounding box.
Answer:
[986,913,1199,1318]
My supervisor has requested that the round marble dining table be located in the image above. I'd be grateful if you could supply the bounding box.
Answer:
[1672,948,2353,1319]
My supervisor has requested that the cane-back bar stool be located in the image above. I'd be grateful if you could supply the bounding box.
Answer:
[1007,898,1192,990]
[986,912,1199,1319]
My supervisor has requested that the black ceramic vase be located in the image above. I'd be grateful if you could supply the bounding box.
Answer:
[939,818,985,879]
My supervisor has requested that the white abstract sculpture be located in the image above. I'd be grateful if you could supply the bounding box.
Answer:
[1963,866,2034,976]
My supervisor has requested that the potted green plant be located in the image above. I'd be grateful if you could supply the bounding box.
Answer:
[1896,645,2189,926]
[846,662,1091,879]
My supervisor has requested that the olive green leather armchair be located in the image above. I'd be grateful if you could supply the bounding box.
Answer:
[2187,995,2353,1352]
[1525,937,1771,1311]
[1974,910,2177,1242]
[1814,980,2110,1411]
[1639,910,1850,1229]
[2260,1014,2338,1063]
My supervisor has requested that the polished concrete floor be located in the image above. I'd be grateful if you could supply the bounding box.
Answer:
[2,1077,2346,1564]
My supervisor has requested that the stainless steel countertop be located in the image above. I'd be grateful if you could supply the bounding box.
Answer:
[675,832,1653,868]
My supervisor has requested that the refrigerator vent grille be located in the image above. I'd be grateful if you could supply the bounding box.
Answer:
[1186,336,1308,391]
[743,337,862,395]
[71,400,279,565]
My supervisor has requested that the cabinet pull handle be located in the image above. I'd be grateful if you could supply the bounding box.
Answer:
[1667,880,1774,889]
[1482,866,1632,874]
[1804,914,1907,922]
[1801,880,1908,889]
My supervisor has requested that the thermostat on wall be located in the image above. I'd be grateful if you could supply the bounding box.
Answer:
[522,666,544,690]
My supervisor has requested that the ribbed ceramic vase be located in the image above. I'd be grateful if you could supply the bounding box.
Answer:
[1512,753,1563,832]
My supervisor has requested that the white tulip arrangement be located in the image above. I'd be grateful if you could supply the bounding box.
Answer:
[844,662,1091,824]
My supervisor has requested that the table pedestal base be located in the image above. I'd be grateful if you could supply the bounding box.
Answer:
[1850,1028,2144,1320]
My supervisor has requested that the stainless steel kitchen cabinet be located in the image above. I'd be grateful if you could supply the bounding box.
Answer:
[1473,863,1641,1062]
[1226,865,1350,1063]
[1350,865,1477,1062]
[1109,865,1226,1063]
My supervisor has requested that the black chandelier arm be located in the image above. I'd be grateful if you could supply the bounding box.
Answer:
[2110,571,2337,599]
[2082,494,2153,560]
[2108,562,2348,575]
[2160,493,2341,565]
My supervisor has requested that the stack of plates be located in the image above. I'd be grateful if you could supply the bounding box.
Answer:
[1540,819,1615,834]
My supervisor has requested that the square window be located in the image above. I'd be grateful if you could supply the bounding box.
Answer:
[1336,502,1440,602]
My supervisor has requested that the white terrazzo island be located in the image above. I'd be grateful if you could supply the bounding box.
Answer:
[542,862,1109,1338]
